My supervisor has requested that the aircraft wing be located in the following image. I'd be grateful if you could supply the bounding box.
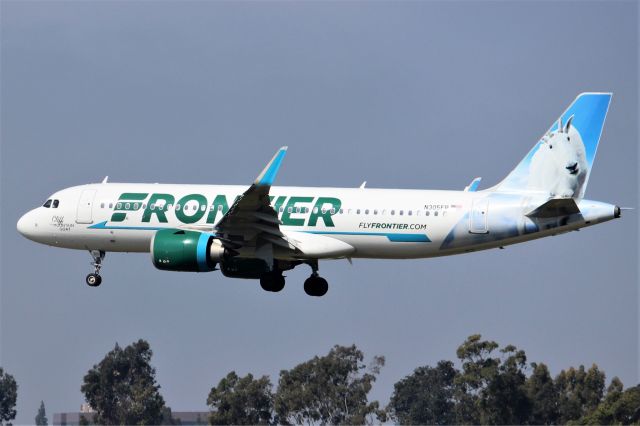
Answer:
[212,147,297,263]
[179,146,354,264]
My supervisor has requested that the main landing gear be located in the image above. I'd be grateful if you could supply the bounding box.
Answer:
[303,260,328,297]
[86,250,105,287]
[258,260,329,296]
[260,270,286,292]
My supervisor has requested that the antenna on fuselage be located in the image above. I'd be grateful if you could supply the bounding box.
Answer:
[359,181,367,189]
[101,176,109,184]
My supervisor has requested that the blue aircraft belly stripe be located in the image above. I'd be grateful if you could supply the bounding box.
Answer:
[89,222,431,243]
[304,231,431,243]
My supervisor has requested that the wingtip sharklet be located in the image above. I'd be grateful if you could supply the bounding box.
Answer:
[255,146,288,186]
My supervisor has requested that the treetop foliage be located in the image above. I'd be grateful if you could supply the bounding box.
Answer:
[0,367,18,425]
[387,334,639,426]
[81,339,166,425]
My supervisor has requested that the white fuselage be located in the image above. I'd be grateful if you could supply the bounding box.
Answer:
[17,182,619,260]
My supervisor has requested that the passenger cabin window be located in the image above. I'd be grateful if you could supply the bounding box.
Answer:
[100,203,105,209]
[52,200,59,208]
[43,199,52,208]
[109,203,113,209]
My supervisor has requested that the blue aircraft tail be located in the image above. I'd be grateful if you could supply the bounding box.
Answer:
[496,93,612,199]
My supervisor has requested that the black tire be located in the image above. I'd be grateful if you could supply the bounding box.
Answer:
[260,275,274,292]
[303,277,315,296]
[315,277,328,296]
[260,272,285,292]
[304,276,328,297]
[86,273,100,287]
[271,274,285,292]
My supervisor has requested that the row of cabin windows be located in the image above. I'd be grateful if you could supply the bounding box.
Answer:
[97,202,444,217]
[99,202,225,212]
[42,199,60,208]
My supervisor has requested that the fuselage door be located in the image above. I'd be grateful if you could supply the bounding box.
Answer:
[469,198,489,234]
[76,189,97,224]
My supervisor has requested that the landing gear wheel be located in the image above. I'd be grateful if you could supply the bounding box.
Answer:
[86,273,102,287]
[260,272,285,292]
[304,276,328,297]
[86,250,106,287]
[271,274,285,292]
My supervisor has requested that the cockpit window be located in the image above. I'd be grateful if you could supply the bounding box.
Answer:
[43,199,52,208]
[52,199,59,208]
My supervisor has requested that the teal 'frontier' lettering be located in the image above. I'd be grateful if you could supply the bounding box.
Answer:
[175,194,207,224]
[206,195,230,224]
[281,197,313,226]
[142,193,175,223]
[309,197,341,227]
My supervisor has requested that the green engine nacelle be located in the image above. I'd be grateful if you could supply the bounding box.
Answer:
[151,229,222,272]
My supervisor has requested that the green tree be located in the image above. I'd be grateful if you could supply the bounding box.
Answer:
[275,344,385,425]
[81,339,166,425]
[35,400,48,425]
[387,360,458,425]
[0,368,18,425]
[580,380,640,425]
[525,362,559,424]
[454,335,531,424]
[207,371,273,425]
[555,364,605,423]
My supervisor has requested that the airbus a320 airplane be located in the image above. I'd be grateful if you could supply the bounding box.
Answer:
[17,93,621,296]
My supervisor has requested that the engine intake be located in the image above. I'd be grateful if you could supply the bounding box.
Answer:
[151,229,224,272]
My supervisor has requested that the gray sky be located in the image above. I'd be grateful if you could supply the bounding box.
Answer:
[1,1,638,423]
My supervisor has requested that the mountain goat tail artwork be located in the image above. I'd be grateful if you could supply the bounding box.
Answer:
[496,92,611,199]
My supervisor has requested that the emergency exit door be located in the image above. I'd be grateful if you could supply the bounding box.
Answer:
[469,198,489,234]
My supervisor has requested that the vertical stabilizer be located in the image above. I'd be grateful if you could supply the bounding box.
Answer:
[496,93,611,199]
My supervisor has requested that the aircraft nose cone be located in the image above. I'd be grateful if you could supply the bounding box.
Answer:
[17,211,34,238]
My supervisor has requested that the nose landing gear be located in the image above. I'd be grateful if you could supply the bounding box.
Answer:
[86,250,105,287]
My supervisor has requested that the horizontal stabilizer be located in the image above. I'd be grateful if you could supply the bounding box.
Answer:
[526,198,580,218]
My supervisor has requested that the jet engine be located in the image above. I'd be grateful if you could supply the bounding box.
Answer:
[151,229,224,272]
